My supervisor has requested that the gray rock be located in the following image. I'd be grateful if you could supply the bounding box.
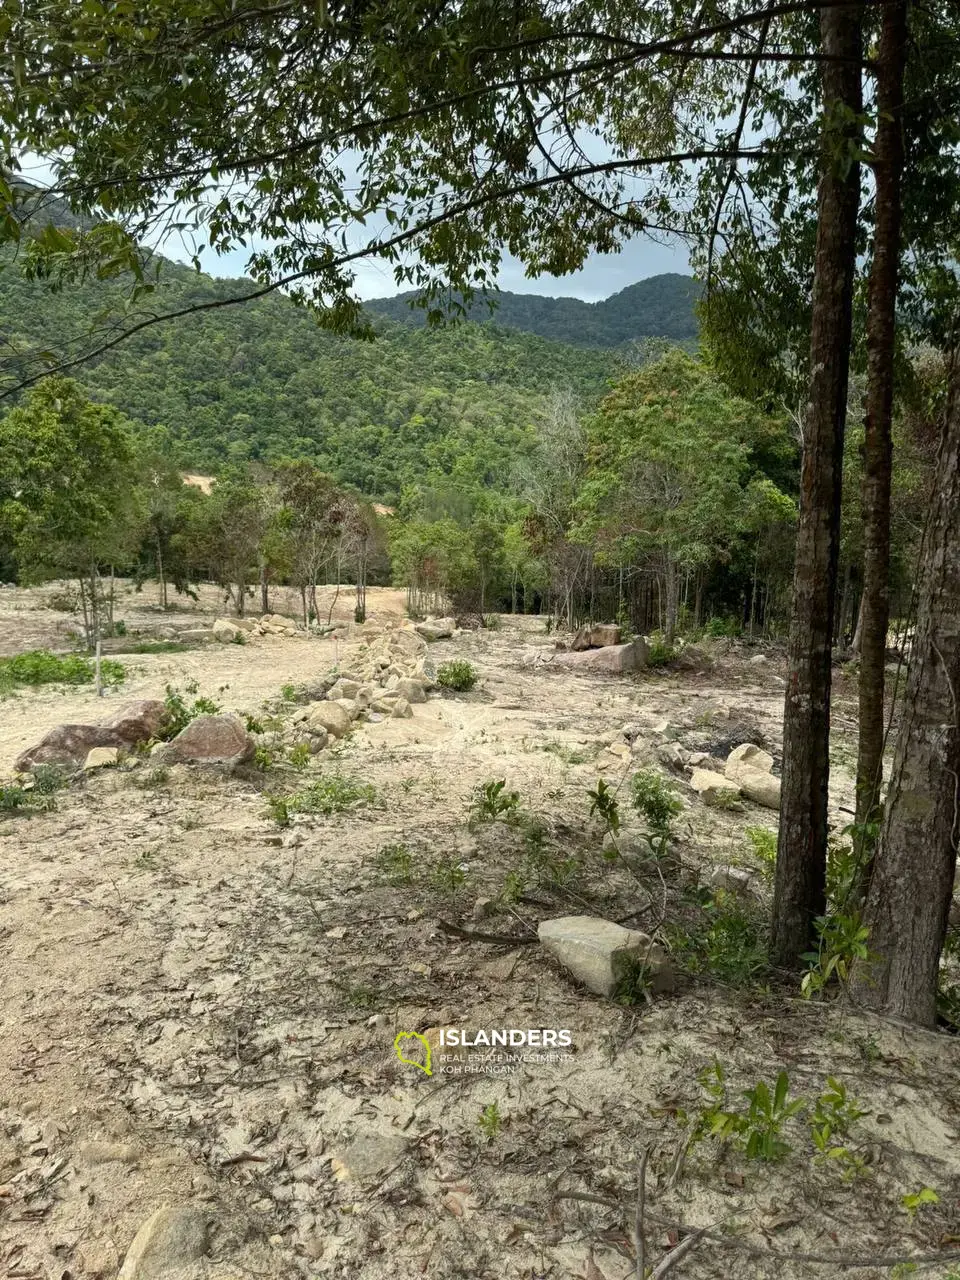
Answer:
[306,701,352,738]
[538,915,674,998]
[331,1133,410,1184]
[725,743,775,776]
[118,1205,209,1280]
[327,678,360,701]
[709,865,753,895]
[415,617,456,641]
[395,677,427,704]
[212,618,241,643]
[391,696,413,718]
[554,638,648,675]
[690,768,740,802]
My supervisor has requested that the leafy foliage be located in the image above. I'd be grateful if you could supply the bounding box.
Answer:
[0,648,125,692]
[436,660,478,692]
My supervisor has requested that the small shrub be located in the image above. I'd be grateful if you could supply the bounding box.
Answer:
[645,634,677,668]
[0,785,28,812]
[901,1187,939,1219]
[470,778,520,823]
[231,631,247,645]
[288,743,311,772]
[801,912,871,1000]
[245,714,266,734]
[588,778,620,838]
[280,683,297,702]
[631,769,682,835]
[701,616,741,639]
[158,683,222,740]
[746,826,777,879]
[32,764,65,795]
[376,842,414,885]
[478,1101,503,1141]
[668,890,768,986]
[264,793,291,827]
[691,1061,804,1163]
[137,766,170,789]
[482,614,501,630]
[253,744,274,771]
[431,855,467,893]
[437,660,478,692]
[613,952,653,1006]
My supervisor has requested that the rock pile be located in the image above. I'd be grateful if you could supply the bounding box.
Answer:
[14,699,166,771]
[290,618,456,746]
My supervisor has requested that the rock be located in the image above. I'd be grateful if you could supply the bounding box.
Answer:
[538,915,674,998]
[709,865,753,895]
[118,1205,209,1280]
[101,699,167,744]
[327,678,360,701]
[605,742,632,760]
[391,697,413,718]
[15,698,166,771]
[749,653,768,665]
[264,612,299,631]
[15,725,125,772]
[76,1239,121,1276]
[84,746,119,770]
[177,628,213,643]
[212,618,241,643]
[415,617,456,641]
[79,1140,139,1165]
[725,743,775,776]
[305,702,352,738]
[389,629,427,658]
[554,638,649,675]
[333,698,361,721]
[688,751,709,766]
[725,744,780,808]
[395,677,427,704]
[160,714,255,765]
[571,622,622,651]
[732,767,781,810]
[690,769,741,804]
[330,1133,410,1185]
[657,743,688,769]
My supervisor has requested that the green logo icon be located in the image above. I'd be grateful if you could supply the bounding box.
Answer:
[394,1031,432,1076]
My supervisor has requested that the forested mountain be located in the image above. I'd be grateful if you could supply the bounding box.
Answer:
[367,273,700,346]
[0,251,619,500]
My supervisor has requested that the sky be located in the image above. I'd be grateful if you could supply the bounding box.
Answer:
[173,227,692,303]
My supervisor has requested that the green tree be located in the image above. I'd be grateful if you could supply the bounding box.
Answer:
[0,376,144,645]
[574,352,790,643]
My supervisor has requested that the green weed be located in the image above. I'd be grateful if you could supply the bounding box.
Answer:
[478,1102,503,1141]
[0,649,125,694]
[376,842,414,885]
[631,769,682,836]
[470,778,520,823]
[437,660,478,692]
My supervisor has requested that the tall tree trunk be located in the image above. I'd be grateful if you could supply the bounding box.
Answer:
[664,556,679,644]
[157,535,167,610]
[851,348,960,1026]
[854,0,907,838]
[771,4,863,968]
[260,561,270,615]
[236,579,245,617]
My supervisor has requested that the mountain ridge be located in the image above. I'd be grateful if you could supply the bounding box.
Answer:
[365,272,700,347]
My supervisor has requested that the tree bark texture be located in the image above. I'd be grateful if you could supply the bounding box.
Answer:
[772,5,863,967]
[855,0,908,834]
[852,348,960,1026]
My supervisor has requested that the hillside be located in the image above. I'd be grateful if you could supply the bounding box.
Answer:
[366,273,701,346]
[0,251,621,500]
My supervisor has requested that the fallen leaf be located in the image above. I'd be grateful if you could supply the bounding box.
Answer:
[442,1192,464,1217]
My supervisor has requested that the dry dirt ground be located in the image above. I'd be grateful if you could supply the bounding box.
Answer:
[0,583,958,1279]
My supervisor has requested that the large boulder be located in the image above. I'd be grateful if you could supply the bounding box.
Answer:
[160,714,254,765]
[690,768,741,804]
[305,701,352,739]
[389,629,427,658]
[101,699,167,744]
[212,618,241,643]
[415,617,456,642]
[571,623,622,651]
[15,699,166,771]
[725,743,780,810]
[395,677,427,704]
[538,915,674,998]
[554,638,648,675]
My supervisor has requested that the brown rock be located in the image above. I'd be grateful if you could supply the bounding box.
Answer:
[571,623,622,651]
[15,699,165,771]
[159,714,255,765]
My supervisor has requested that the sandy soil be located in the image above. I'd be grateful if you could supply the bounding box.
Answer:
[0,588,958,1279]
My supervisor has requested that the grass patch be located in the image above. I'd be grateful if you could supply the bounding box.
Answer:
[0,649,125,694]
[265,773,378,825]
